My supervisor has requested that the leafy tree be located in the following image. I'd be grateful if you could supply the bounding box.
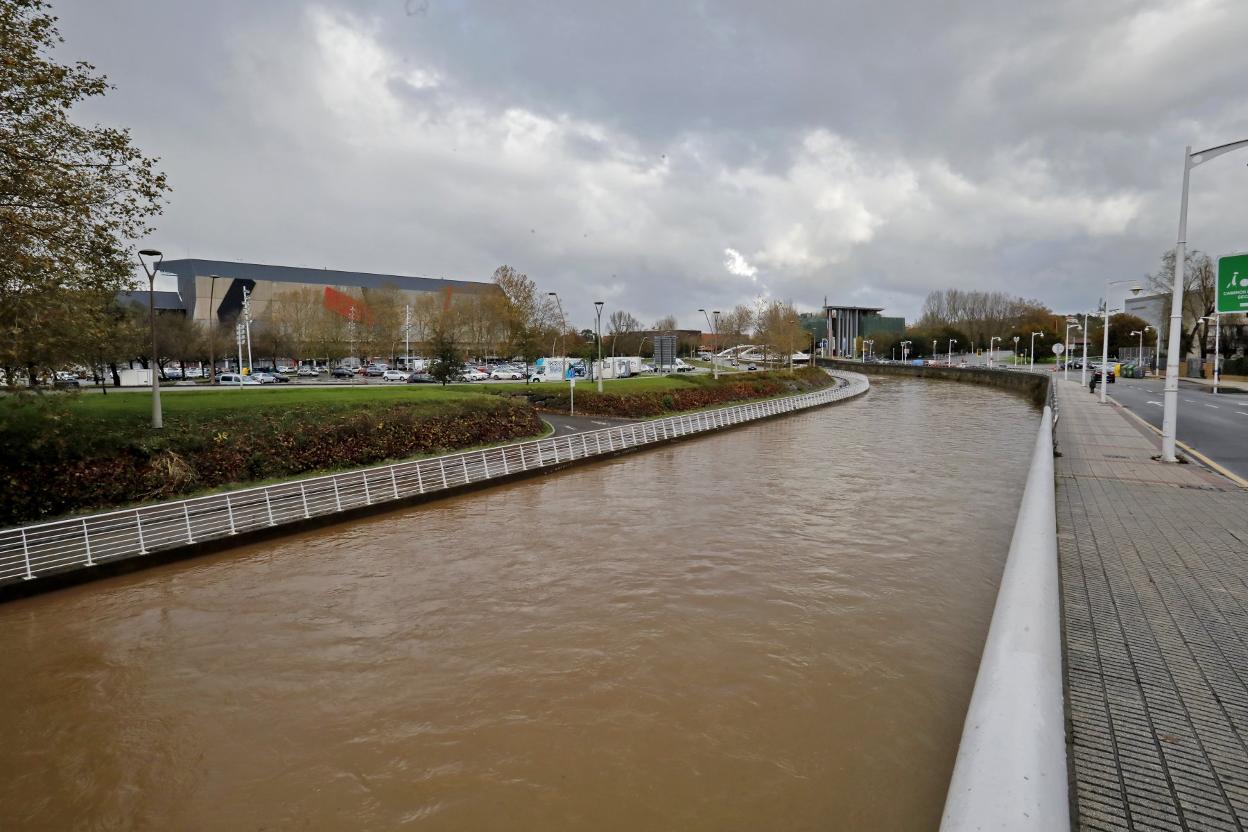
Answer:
[653,314,679,331]
[428,330,463,386]
[1,0,169,382]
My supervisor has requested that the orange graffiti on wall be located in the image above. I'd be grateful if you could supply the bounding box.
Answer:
[323,286,373,324]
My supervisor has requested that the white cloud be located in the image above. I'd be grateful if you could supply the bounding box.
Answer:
[723,248,757,278]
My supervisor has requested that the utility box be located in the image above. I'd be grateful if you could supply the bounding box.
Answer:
[118,368,153,387]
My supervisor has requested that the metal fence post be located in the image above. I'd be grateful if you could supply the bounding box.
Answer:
[226,494,238,535]
[300,482,311,518]
[461,456,470,483]
[135,511,148,555]
[520,444,529,470]
[363,472,372,505]
[439,459,448,489]
[20,529,33,580]
[264,489,276,526]
[390,467,400,499]
[416,463,425,494]
[82,519,93,566]
[183,502,195,543]
[502,448,510,475]
[331,477,343,512]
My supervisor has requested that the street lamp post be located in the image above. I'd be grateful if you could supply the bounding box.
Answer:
[1162,138,1248,461]
[989,336,1002,367]
[206,274,219,383]
[594,301,605,393]
[947,338,956,367]
[242,285,254,374]
[234,322,245,388]
[1079,312,1091,388]
[901,340,911,363]
[548,292,571,412]
[1029,332,1042,371]
[137,248,164,429]
[1130,326,1152,376]
[699,308,719,380]
[1012,336,1020,366]
[1064,320,1079,381]
[1200,315,1221,394]
[1101,280,1142,404]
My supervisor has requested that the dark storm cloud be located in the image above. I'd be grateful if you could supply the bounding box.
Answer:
[51,0,1248,326]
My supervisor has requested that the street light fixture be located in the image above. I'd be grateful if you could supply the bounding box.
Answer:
[989,336,1002,367]
[1162,137,1248,461]
[1012,335,1020,367]
[1029,332,1043,372]
[594,301,605,393]
[137,248,164,429]
[1100,281,1142,404]
[947,338,957,367]
[548,292,572,412]
[1130,326,1152,377]
[901,340,912,363]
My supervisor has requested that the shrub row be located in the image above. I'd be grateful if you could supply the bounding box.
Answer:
[523,368,836,417]
[0,398,543,526]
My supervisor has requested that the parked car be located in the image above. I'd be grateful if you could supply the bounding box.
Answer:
[364,365,387,377]
[184,367,204,378]
[746,363,758,371]
[53,376,82,389]
[460,367,490,381]
[1093,365,1116,384]
[673,358,695,372]
[406,372,437,384]
[382,369,408,381]
[489,367,524,380]
[163,367,183,379]
[297,366,322,377]
[217,373,262,385]
[331,367,355,379]
[250,372,278,384]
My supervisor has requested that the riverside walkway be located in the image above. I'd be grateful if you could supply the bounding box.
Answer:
[1056,377,1248,830]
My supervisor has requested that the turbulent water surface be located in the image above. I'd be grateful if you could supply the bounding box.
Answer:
[0,376,1038,830]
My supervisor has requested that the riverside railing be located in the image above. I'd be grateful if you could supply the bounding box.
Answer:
[940,404,1068,831]
[0,372,868,587]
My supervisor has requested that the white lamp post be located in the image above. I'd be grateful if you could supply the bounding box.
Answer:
[1029,332,1042,372]
[947,338,956,367]
[1199,315,1221,394]
[1064,320,1079,381]
[1100,281,1142,404]
[594,301,605,392]
[1162,138,1248,461]
[989,336,1001,367]
[699,308,719,380]
[901,340,912,363]
[1012,335,1020,366]
[137,248,164,428]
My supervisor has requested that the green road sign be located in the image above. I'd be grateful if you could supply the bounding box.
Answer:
[1218,252,1248,314]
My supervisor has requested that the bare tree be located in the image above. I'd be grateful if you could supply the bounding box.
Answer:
[1146,249,1216,361]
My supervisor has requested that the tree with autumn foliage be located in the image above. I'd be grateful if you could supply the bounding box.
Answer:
[1,0,169,385]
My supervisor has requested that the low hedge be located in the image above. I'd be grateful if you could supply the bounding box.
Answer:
[0,396,543,526]
[523,368,836,417]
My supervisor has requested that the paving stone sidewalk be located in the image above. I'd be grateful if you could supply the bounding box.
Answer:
[1055,378,1248,831]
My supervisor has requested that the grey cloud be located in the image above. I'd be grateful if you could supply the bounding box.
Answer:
[50,0,1248,327]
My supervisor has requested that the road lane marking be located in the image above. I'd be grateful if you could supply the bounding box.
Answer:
[1147,401,1162,407]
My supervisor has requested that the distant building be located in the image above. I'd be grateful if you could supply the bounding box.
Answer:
[801,306,904,356]
[148,259,497,325]
[1125,292,1167,335]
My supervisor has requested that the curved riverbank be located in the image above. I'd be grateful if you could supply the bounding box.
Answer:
[0,372,869,598]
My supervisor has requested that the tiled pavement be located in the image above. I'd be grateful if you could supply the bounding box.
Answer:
[1056,378,1248,830]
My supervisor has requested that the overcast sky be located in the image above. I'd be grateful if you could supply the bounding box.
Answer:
[55,0,1248,329]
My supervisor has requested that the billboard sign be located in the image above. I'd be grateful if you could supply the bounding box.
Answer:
[1217,252,1248,314]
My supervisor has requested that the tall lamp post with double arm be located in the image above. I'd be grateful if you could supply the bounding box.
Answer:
[1161,138,1248,460]
[593,301,605,392]
[137,248,164,429]
[1029,331,1043,371]
[699,308,719,380]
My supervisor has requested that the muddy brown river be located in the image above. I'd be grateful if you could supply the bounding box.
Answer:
[0,376,1038,830]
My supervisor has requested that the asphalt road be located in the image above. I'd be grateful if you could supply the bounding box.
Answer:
[1101,376,1248,481]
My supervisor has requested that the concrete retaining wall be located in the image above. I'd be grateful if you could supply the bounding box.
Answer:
[816,358,1050,407]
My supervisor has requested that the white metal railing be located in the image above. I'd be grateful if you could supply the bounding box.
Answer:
[0,372,869,587]
[940,404,1068,831]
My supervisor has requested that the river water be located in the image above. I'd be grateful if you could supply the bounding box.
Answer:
[0,377,1038,830]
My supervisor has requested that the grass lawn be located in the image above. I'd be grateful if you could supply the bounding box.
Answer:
[1,384,494,428]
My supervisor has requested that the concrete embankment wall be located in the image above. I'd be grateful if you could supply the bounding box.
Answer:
[816,358,1050,407]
